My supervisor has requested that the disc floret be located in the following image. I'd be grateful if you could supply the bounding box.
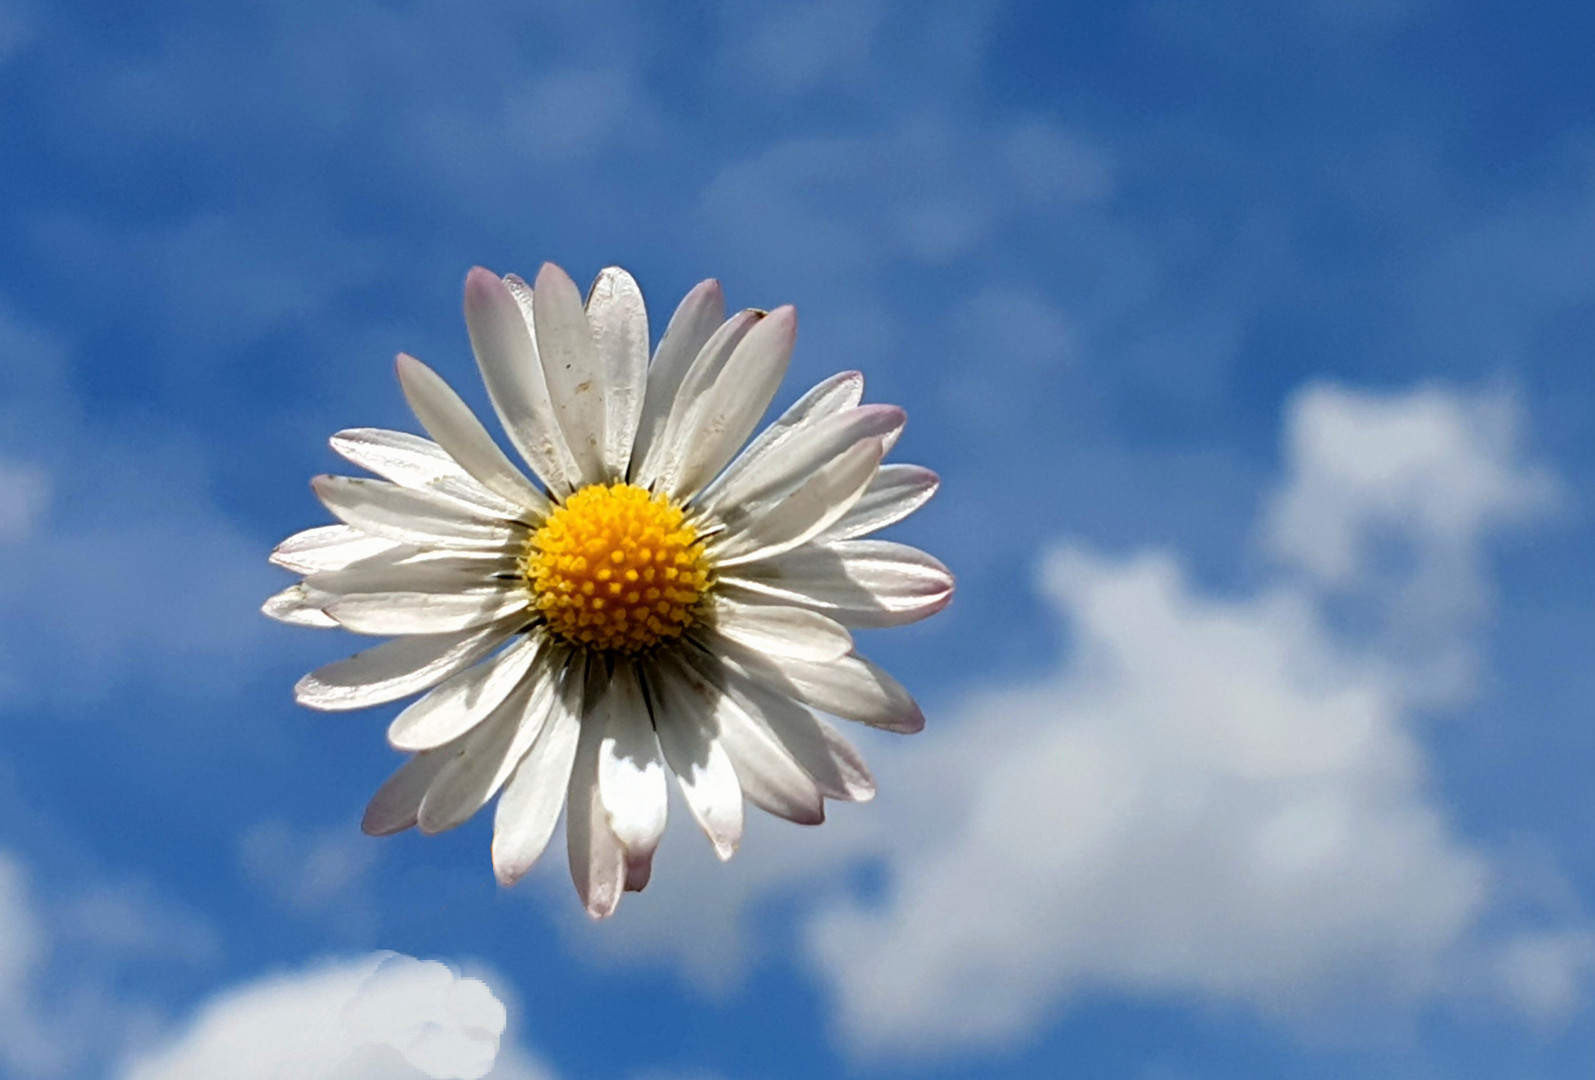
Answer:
[523,482,711,653]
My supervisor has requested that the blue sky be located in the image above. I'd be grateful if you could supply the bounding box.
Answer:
[2,0,1595,1077]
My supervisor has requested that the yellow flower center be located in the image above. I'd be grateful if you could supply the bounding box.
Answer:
[522,482,711,653]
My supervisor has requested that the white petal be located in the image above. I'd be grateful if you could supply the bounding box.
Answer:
[705,404,905,521]
[806,715,875,800]
[709,437,883,568]
[694,370,864,511]
[531,262,607,486]
[464,267,580,495]
[704,634,924,734]
[596,660,668,873]
[629,279,725,482]
[646,657,744,860]
[312,475,522,550]
[636,308,762,490]
[363,750,452,836]
[417,651,564,835]
[330,427,525,519]
[586,267,649,479]
[704,595,853,661]
[261,583,338,628]
[395,353,552,516]
[270,525,402,575]
[304,551,516,599]
[819,463,941,541]
[294,617,520,711]
[719,720,824,824]
[326,585,527,636]
[718,540,954,628]
[388,635,542,751]
[677,650,823,824]
[415,678,532,835]
[492,656,584,885]
[659,306,796,499]
[567,660,627,917]
[712,657,875,801]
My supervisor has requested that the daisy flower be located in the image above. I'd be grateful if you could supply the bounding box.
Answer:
[264,264,951,917]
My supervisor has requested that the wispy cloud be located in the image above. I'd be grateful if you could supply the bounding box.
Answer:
[0,305,281,712]
[0,846,219,1079]
[238,818,381,940]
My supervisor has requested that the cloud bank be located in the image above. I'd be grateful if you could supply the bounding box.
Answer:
[551,381,1589,1059]
[807,381,1584,1055]
[119,954,535,1080]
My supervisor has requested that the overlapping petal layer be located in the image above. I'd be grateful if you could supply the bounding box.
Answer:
[266,263,949,916]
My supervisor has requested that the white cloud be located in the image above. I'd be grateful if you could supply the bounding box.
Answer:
[37,0,665,230]
[802,383,1576,1056]
[0,452,280,710]
[1265,383,1556,590]
[0,837,589,1080]
[892,196,992,263]
[1263,382,1559,698]
[239,819,380,937]
[810,545,1491,1054]
[1002,121,1117,206]
[544,788,887,993]
[545,383,1587,1059]
[0,308,280,712]
[729,0,888,95]
[1493,930,1595,1023]
[1411,159,1595,373]
[699,113,1117,295]
[722,0,1000,96]
[0,852,61,1077]
[501,67,652,162]
[31,205,387,350]
[949,286,1076,371]
[52,881,220,968]
[0,306,70,435]
[118,954,536,1080]
[0,459,48,542]
[0,846,217,1079]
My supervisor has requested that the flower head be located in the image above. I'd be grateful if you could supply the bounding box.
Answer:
[265,263,951,917]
